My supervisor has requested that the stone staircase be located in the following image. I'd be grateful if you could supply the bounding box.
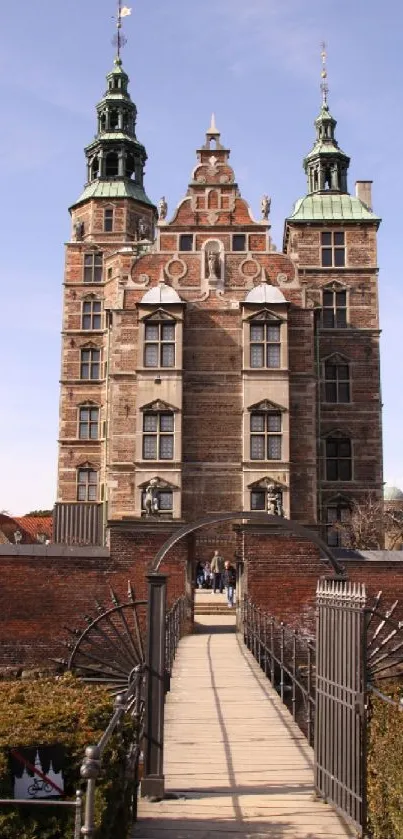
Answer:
[194,590,235,615]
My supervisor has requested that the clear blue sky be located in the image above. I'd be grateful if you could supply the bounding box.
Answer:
[0,0,401,514]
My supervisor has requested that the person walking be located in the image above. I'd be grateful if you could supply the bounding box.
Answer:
[223,560,236,607]
[210,549,225,593]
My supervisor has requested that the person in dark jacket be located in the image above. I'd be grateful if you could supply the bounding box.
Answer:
[223,560,236,607]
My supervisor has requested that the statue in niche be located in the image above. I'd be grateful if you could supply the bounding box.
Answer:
[144,478,159,516]
[207,250,219,279]
[261,195,271,219]
[158,196,168,220]
[74,220,85,241]
[267,483,283,517]
[138,217,150,240]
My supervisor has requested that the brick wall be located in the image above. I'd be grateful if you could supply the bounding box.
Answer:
[239,527,403,632]
[0,526,189,668]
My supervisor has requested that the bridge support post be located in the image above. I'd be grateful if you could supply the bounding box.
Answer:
[141,572,167,799]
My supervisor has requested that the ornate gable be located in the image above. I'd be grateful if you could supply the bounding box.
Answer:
[246,308,283,323]
[140,399,179,413]
[141,308,176,322]
[138,476,179,490]
[248,399,286,413]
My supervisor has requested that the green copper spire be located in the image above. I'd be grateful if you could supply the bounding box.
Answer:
[72,56,154,208]
[303,45,350,195]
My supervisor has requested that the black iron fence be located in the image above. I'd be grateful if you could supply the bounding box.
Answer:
[165,595,187,687]
[242,596,316,745]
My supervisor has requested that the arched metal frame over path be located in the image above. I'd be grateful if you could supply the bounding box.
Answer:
[151,511,345,577]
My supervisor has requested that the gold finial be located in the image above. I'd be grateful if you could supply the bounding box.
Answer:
[113,0,132,59]
[320,41,329,106]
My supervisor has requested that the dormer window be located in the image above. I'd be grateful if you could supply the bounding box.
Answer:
[144,322,175,368]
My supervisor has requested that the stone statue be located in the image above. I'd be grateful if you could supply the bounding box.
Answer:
[261,195,271,220]
[74,220,85,241]
[266,484,278,515]
[138,217,150,240]
[207,250,218,279]
[144,478,159,516]
[158,196,168,220]
[266,484,283,517]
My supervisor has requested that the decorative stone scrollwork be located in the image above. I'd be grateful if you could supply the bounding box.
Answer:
[239,255,261,282]
[207,211,219,225]
[128,271,151,289]
[165,254,188,283]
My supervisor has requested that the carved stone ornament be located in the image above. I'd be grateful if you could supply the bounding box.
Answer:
[219,174,230,184]
[276,273,289,285]
[128,268,151,288]
[165,254,187,283]
[207,211,219,225]
[239,255,260,282]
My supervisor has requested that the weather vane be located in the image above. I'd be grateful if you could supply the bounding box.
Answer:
[112,0,132,59]
[320,41,329,106]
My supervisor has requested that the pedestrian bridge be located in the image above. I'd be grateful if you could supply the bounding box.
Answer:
[133,600,354,839]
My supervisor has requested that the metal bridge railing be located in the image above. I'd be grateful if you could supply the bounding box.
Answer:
[241,595,316,745]
[165,595,187,689]
[80,663,146,838]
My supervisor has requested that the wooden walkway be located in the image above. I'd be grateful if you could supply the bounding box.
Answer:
[133,614,355,839]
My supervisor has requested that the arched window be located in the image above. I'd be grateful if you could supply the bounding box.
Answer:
[109,109,119,130]
[105,152,119,177]
[325,436,352,481]
[323,356,350,403]
[125,153,135,179]
[90,157,99,180]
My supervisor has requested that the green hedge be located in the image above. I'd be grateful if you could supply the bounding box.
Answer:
[0,673,135,839]
[367,683,403,839]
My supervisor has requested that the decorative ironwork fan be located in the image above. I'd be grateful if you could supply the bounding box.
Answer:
[63,582,147,694]
[366,591,403,683]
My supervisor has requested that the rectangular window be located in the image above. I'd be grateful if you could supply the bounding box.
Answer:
[321,231,345,267]
[143,412,174,460]
[322,290,347,328]
[324,361,350,403]
[179,234,193,251]
[80,348,101,380]
[104,209,113,232]
[82,300,102,330]
[251,491,266,510]
[250,412,282,460]
[250,322,281,369]
[326,503,351,546]
[325,437,352,481]
[77,468,98,501]
[233,234,246,251]
[79,406,99,439]
[84,253,103,283]
[144,322,175,368]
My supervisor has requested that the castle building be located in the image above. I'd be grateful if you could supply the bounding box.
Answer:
[54,54,382,549]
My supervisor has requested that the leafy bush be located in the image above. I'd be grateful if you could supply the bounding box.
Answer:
[0,673,135,839]
[367,682,403,839]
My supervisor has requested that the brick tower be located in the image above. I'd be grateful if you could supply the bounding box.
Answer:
[54,61,382,550]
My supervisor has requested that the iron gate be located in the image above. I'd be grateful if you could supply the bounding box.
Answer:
[315,579,366,833]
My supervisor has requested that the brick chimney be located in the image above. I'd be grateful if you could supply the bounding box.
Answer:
[355,180,373,210]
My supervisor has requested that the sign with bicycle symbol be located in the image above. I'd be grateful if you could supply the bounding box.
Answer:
[10,745,65,799]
